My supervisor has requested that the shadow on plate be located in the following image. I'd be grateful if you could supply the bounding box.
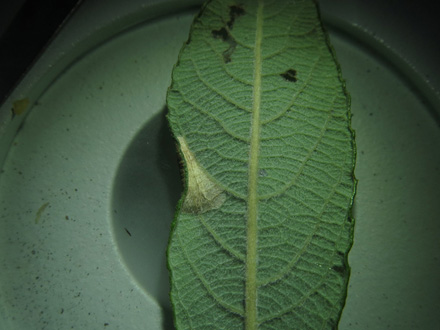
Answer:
[111,107,182,329]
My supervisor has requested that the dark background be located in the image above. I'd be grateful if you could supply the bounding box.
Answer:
[0,0,81,106]
[0,0,439,107]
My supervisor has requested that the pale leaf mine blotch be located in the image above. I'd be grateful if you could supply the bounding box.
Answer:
[177,136,226,214]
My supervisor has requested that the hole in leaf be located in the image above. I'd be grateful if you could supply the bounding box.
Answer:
[280,69,298,82]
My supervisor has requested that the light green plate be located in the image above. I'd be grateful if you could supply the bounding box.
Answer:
[0,1,439,329]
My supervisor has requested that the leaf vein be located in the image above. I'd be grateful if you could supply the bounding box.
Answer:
[198,214,245,262]
[257,151,349,287]
[177,231,245,317]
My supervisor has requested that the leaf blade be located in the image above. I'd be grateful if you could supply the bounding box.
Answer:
[167,0,356,329]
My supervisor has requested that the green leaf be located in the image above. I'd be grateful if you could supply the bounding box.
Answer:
[166,0,356,329]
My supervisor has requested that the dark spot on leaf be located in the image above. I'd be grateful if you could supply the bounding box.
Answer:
[223,47,235,63]
[227,5,245,29]
[211,26,237,63]
[212,27,229,41]
[281,69,297,82]
[329,319,339,330]
[211,4,245,64]
[124,227,132,237]
[332,264,346,275]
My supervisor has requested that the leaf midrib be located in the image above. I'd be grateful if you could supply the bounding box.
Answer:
[245,1,264,329]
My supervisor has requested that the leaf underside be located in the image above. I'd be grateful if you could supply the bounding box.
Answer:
[166,0,356,329]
